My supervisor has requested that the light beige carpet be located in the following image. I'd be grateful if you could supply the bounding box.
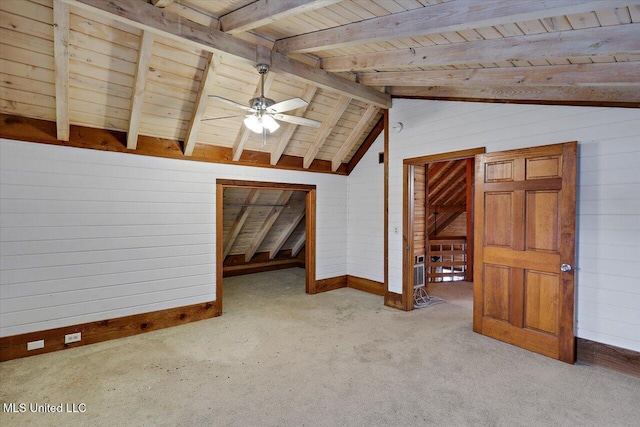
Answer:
[1,268,639,426]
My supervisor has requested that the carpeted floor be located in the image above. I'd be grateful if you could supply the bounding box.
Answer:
[1,268,639,426]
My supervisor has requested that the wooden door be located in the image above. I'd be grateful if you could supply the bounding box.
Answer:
[473,142,577,363]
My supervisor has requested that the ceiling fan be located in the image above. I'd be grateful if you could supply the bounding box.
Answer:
[204,64,321,145]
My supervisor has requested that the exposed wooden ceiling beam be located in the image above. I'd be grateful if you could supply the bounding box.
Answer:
[53,0,70,141]
[150,0,174,7]
[271,84,317,165]
[331,105,378,172]
[127,31,154,150]
[61,0,391,108]
[232,72,275,161]
[269,205,306,259]
[245,191,293,262]
[359,62,640,87]
[224,189,261,258]
[275,0,638,54]
[291,230,306,257]
[429,204,466,214]
[389,85,640,105]
[184,53,219,156]
[303,95,351,169]
[323,24,640,72]
[430,212,463,237]
[220,0,341,35]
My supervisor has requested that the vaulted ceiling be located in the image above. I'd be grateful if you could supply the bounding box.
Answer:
[1,0,639,176]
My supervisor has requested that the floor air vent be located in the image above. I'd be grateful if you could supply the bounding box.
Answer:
[414,262,425,288]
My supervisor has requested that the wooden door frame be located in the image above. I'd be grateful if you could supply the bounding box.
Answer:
[216,179,317,314]
[401,148,486,311]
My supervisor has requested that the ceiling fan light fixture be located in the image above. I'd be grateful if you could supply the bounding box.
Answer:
[262,114,280,133]
[244,114,263,133]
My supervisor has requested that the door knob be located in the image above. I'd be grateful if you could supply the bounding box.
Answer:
[561,264,572,272]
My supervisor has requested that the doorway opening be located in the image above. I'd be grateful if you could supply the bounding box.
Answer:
[402,148,485,311]
[216,180,317,314]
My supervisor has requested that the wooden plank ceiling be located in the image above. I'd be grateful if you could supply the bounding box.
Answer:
[223,187,306,267]
[2,0,638,270]
[1,0,639,177]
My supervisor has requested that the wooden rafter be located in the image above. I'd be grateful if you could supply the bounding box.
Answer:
[223,189,261,258]
[232,73,275,161]
[303,95,351,169]
[270,84,317,165]
[53,0,69,141]
[184,53,220,156]
[358,62,640,87]
[430,212,463,237]
[220,0,341,35]
[245,191,293,262]
[331,105,378,172]
[268,205,306,259]
[321,24,640,72]
[127,31,154,150]
[428,161,462,198]
[389,85,640,106]
[275,0,638,54]
[430,167,467,205]
[291,230,306,257]
[61,0,391,108]
[150,0,174,7]
[429,204,466,214]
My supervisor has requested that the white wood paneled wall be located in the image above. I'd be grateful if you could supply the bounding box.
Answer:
[347,134,384,282]
[0,140,347,336]
[379,99,639,352]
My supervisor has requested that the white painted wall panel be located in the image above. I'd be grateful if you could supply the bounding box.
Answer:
[379,99,640,352]
[0,139,347,336]
[346,134,384,282]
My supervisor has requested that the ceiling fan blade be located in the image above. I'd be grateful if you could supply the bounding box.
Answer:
[272,113,322,128]
[201,114,245,122]
[268,97,308,113]
[208,95,253,112]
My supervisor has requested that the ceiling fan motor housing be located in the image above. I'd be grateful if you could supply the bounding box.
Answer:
[250,97,276,113]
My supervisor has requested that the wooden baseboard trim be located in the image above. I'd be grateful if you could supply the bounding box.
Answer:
[384,291,405,310]
[347,275,385,296]
[0,301,219,362]
[314,275,347,293]
[577,338,640,378]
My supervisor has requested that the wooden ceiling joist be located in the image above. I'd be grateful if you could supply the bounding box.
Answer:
[322,24,640,72]
[232,72,275,161]
[291,231,306,257]
[53,0,70,142]
[245,191,293,262]
[303,95,351,169]
[61,0,391,109]
[127,31,154,150]
[331,105,378,172]
[358,62,640,87]
[220,0,341,35]
[275,0,638,54]
[270,84,317,166]
[224,189,261,258]
[268,205,306,260]
[184,53,220,156]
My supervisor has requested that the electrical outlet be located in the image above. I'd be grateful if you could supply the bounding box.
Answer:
[64,332,81,344]
[27,340,45,351]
